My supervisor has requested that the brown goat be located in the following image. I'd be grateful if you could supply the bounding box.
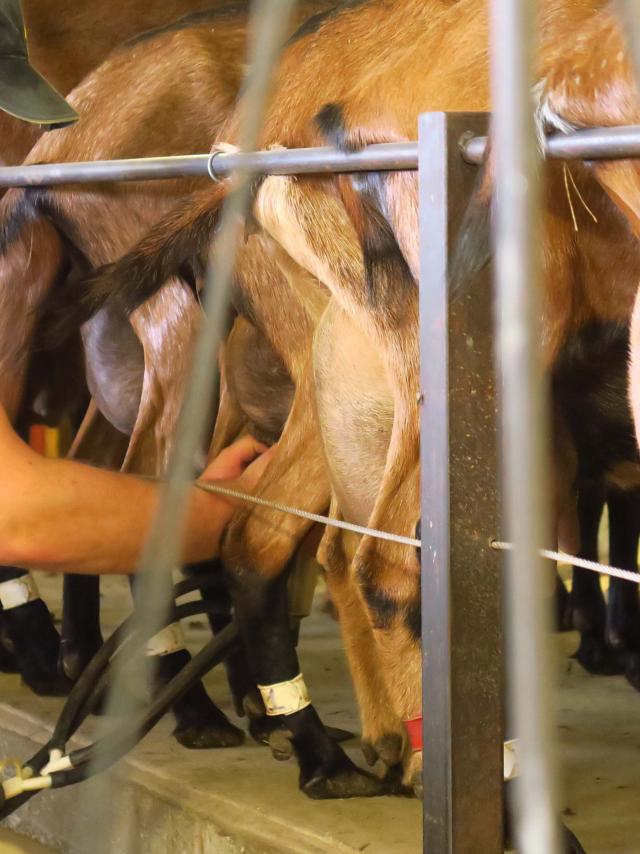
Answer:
[76,0,640,805]
[0,0,338,737]
[0,0,252,698]
[1,0,240,168]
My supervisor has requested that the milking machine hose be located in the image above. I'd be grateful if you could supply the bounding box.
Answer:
[0,592,240,820]
[49,572,228,755]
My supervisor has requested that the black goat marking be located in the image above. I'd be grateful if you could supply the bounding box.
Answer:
[123,2,250,48]
[552,321,639,484]
[0,187,85,256]
[315,103,360,152]
[351,172,415,319]
[287,0,372,45]
[356,566,401,629]
[404,598,421,642]
[314,105,415,318]
[0,192,39,255]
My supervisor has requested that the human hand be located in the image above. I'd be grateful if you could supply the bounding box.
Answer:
[201,435,275,492]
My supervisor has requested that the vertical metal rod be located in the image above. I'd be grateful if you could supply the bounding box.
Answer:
[490,0,560,852]
[420,111,502,854]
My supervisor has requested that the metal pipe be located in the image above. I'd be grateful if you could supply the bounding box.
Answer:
[7,122,640,189]
[0,142,418,187]
[490,0,560,852]
[463,123,640,163]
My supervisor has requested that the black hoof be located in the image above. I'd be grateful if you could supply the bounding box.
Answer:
[555,577,573,632]
[269,727,294,761]
[624,651,640,692]
[410,768,423,799]
[563,823,587,854]
[148,648,244,749]
[0,645,18,674]
[2,600,72,696]
[361,733,404,768]
[27,673,72,697]
[174,718,245,749]
[302,764,396,799]
[59,637,103,683]
[241,690,277,745]
[573,635,625,676]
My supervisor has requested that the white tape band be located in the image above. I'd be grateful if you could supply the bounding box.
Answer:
[0,575,40,610]
[145,622,186,657]
[503,738,520,781]
[258,673,311,716]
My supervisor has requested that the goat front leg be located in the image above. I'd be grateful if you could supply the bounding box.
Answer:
[605,489,640,691]
[221,369,392,798]
[58,405,129,682]
[0,214,70,694]
[350,458,422,795]
[569,483,622,675]
[117,286,243,749]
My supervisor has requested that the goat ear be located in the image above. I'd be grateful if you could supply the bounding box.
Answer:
[591,161,640,238]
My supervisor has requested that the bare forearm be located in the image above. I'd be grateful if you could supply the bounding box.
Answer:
[1,450,234,575]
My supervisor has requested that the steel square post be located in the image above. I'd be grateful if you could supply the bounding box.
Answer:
[419,111,503,854]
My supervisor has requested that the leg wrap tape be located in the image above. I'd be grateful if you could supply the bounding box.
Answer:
[0,575,40,610]
[145,622,186,657]
[258,673,311,716]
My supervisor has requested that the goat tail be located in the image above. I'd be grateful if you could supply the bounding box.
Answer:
[87,182,226,316]
[42,182,227,350]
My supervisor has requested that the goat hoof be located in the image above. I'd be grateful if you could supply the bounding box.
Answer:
[302,765,393,800]
[410,769,423,799]
[59,637,103,683]
[0,645,18,674]
[269,728,294,761]
[361,733,404,768]
[624,651,640,692]
[573,635,624,676]
[25,674,72,697]
[174,718,245,749]
[555,579,573,632]
[562,823,586,854]
[243,690,274,744]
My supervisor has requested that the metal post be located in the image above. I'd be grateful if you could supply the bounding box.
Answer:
[491,0,560,849]
[419,111,503,854]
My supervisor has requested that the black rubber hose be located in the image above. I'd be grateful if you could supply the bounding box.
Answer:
[49,583,228,753]
[67,599,237,736]
[48,616,136,754]
[0,609,239,819]
[53,622,240,785]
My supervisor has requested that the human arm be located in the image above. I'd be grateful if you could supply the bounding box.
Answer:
[0,406,271,574]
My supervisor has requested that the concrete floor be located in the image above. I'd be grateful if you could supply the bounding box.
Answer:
[0,828,53,853]
[0,570,638,853]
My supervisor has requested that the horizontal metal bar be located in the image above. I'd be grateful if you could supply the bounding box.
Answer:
[463,123,640,163]
[3,123,640,188]
[0,142,418,187]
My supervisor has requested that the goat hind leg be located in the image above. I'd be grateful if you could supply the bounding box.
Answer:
[222,373,392,798]
[318,521,406,773]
